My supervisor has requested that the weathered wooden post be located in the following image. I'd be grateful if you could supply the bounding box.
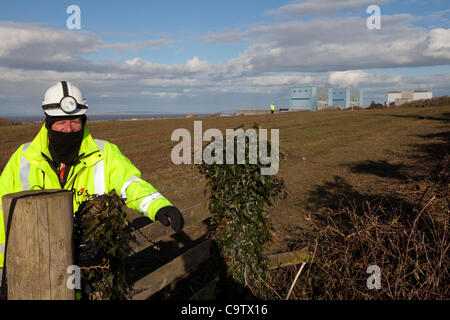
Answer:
[2,190,74,300]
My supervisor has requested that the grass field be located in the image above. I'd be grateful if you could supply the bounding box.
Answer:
[1,104,449,253]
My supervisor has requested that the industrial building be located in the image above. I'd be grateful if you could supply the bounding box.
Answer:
[289,87,363,111]
[386,90,432,106]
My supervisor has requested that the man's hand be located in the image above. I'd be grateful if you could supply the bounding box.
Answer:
[155,206,184,232]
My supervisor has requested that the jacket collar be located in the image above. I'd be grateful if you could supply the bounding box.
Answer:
[23,124,104,168]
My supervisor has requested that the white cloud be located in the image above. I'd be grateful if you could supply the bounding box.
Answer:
[267,0,393,18]
[248,74,318,87]
[327,70,406,88]
[185,56,211,72]
[123,56,213,76]
[425,28,450,59]
[0,11,449,113]
[328,70,372,88]
[204,15,450,74]
[0,22,101,59]
[202,28,249,44]
[140,91,180,99]
[418,9,450,29]
[103,38,176,53]
[154,92,180,99]
[0,22,174,73]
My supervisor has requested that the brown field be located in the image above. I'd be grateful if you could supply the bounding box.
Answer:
[1,104,449,254]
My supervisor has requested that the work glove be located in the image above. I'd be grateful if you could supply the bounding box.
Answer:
[155,206,184,232]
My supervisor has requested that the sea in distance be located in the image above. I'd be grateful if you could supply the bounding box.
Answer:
[3,112,219,123]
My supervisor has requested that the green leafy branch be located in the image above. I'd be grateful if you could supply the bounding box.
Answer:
[199,123,287,298]
[74,191,133,300]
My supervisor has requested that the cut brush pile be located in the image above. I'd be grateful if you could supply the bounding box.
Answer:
[74,191,134,300]
[270,154,449,300]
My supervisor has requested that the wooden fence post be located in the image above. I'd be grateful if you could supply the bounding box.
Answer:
[2,190,74,300]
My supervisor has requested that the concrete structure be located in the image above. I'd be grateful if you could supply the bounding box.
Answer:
[234,109,294,116]
[331,88,346,109]
[386,90,432,106]
[289,87,319,111]
[349,88,362,108]
[316,87,331,110]
[289,87,362,111]
[234,109,272,116]
[234,86,364,115]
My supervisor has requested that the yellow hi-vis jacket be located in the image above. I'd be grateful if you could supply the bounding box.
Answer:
[0,124,173,270]
[271,103,275,111]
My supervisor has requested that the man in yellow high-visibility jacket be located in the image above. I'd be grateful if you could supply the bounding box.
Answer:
[0,81,184,279]
[271,102,275,114]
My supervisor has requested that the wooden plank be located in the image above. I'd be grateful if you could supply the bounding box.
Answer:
[128,200,211,254]
[267,248,311,269]
[46,192,74,300]
[3,190,70,227]
[128,221,209,255]
[37,197,51,300]
[131,239,213,300]
[3,196,43,299]
[188,275,219,300]
[2,190,74,300]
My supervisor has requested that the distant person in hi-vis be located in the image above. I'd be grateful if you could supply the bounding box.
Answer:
[271,102,275,114]
[0,81,184,275]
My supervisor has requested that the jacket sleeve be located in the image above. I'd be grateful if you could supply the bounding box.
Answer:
[0,146,25,269]
[104,142,173,221]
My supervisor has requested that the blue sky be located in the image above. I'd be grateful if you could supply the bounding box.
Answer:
[1,0,282,64]
[0,0,449,115]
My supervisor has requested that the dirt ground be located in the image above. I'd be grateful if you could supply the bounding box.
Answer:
[1,105,449,255]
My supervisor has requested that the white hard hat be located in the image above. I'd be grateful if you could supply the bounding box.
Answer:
[42,81,88,116]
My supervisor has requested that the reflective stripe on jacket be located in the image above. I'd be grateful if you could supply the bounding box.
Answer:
[0,124,172,269]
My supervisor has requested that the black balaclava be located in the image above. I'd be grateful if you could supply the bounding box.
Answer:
[45,115,87,164]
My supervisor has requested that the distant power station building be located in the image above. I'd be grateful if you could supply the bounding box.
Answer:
[386,90,432,106]
[289,87,363,111]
